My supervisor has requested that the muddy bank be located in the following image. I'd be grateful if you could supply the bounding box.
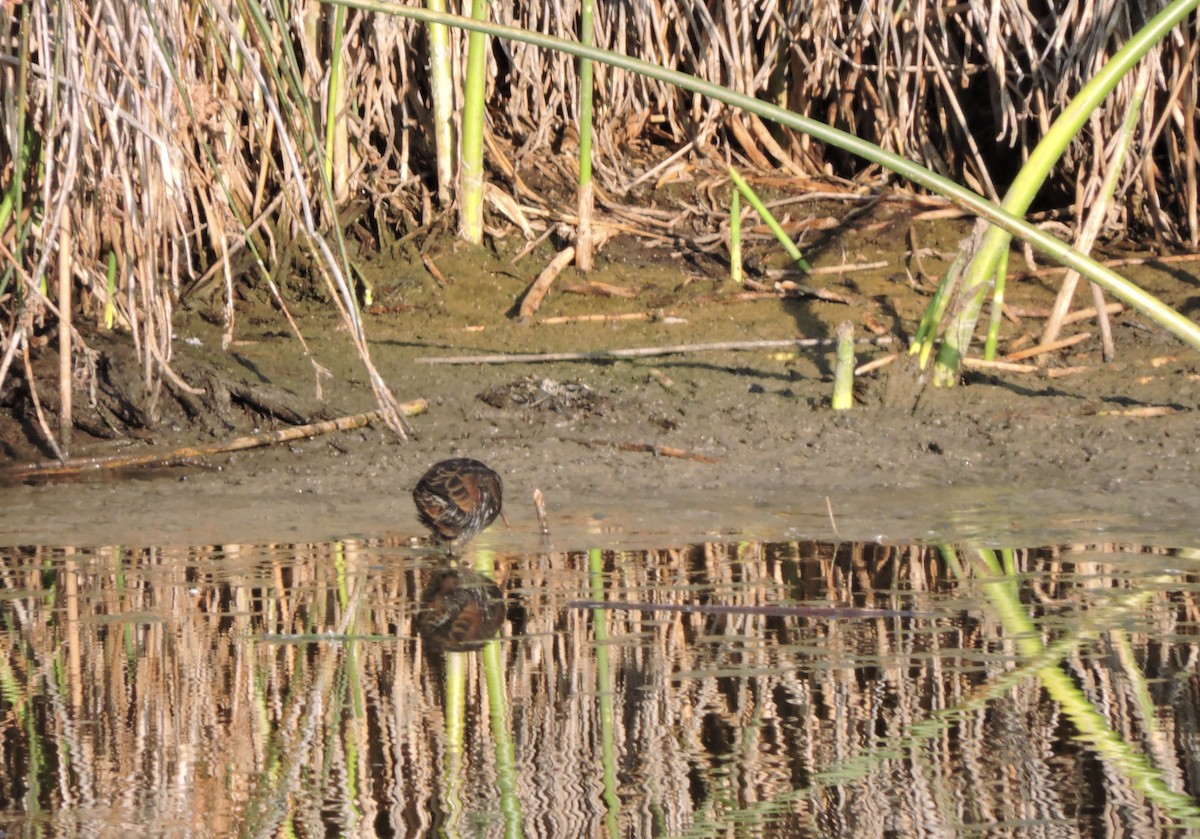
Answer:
[2,221,1199,549]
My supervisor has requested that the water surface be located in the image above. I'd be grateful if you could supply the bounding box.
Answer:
[1,536,1197,837]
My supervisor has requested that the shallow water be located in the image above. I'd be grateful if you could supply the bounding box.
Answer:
[0,535,1197,838]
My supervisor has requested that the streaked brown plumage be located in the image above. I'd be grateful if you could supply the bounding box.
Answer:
[417,568,506,654]
[412,458,503,550]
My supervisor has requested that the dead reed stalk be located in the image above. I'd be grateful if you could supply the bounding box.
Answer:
[1,0,1194,441]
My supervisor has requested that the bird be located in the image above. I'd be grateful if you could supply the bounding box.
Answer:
[412,458,504,551]
[417,567,506,655]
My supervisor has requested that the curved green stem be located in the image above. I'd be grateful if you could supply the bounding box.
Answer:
[932,0,1199,382]
[323,0,1200,357]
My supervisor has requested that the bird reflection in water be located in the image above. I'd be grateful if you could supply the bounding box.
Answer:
[417,567,506,655]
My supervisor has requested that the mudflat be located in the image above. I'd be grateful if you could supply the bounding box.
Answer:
[2,221,1198,549]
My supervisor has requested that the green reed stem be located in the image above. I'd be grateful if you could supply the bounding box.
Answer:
[334,541,349,610]
[476,548,523,837]
[575,0,596,271]
[104,250,116,329]
[729,189,743,285]
[324,3,348,198]
[727,166,811,271]
[831,321,854,410]
[319,0,1200,358]
[426,0,455,204]
[929,0,1200,384]
[982,249,1008,360]
[458,0,488,245]
[12,0,32,296]
[911,243,969,368]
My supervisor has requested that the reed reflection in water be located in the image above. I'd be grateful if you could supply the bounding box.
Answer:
[0,539,1197,837]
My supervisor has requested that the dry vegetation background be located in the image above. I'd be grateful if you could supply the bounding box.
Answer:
[1,0,1198,450]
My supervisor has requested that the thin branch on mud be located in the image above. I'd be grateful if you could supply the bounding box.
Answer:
[735,279,857,305]
[560,280,639,298]
[1002,332,1092,362]
[1094,406,1178,418]
[1005,302,1124,324]
[224,382,311,425]
[1015,252,1200,281]
[538,311,686,325]
[422,254,449,288]
[532,488,550,536]
[1044,366,1091,379]
[855,353,899,375]
[22,342,65,464]
[0,401,429,482]
[519,246,576,317]
[961,358,1040,374]
[560,437,720,463]
[766,260,890,277]
[418,335,896,365]
[520,228,619,317]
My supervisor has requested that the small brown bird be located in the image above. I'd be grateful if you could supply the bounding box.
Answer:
[412,458,503,550]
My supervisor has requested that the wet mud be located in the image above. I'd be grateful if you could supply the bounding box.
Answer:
[2,212,1199,549]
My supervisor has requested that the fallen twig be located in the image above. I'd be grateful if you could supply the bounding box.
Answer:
[519,245,575,317]
[226,381,309,424]
[560,280,639,298]
[422,254,448,288]
[23,341,65,464]
[418,336,896,364]
[533,488,550,536]
[538,311,686,325]
[855,353,898,375]
[612,441,720,462]
[560,436,720,463]
[1094,406,1178,418]
[0,400,429,482]
[962,357,1039,374]
[765,260,889,277]
[1044,366,1091,378]
[742,277,856,305]
[648,368,675,390]
[775,280,858,305]
[1003,302,1124,323]
[1002,332,1092,362]
[1015,251,1200,280]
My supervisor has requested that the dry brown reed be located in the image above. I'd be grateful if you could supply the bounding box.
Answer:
[0,539,1196,833]
[1,0,1196,442]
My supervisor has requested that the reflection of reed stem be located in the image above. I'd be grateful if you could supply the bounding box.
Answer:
[441,652,467,831]
[967,547,1200,824]
[472,549,523,831]
[589,548,621,837]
